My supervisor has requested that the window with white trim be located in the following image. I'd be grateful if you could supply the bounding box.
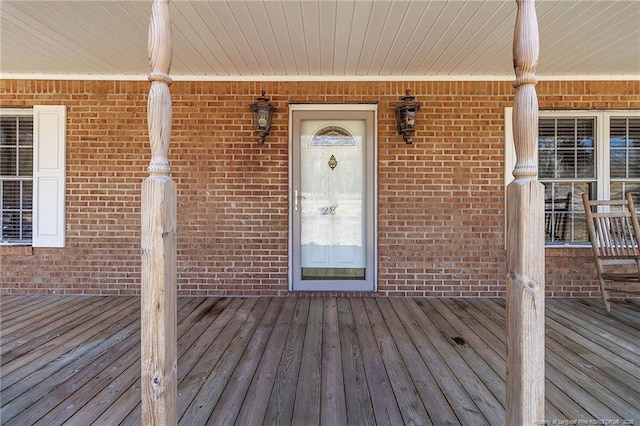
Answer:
[0,106,66,247]
[1,111,33,243]
[505,109,640,247]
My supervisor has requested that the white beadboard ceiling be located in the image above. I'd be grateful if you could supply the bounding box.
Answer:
[1,0,639,81]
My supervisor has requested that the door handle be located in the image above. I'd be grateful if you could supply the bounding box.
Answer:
[294,190,305,212]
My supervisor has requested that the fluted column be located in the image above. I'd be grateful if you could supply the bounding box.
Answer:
[141,0,177,424]
[506,0,545,424]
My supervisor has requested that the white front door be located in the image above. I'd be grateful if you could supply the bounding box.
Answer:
[290,106,376,291]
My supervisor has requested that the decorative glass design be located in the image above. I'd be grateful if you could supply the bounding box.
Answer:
[310,126,356,147]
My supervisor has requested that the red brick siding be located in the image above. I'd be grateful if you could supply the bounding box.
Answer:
[1,80,639,297]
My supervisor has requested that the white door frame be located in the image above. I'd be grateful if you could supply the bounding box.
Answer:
[288,104,378,292]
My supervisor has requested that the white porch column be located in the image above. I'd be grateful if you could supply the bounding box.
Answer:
[506,0,545,424]
[141,0,177,424]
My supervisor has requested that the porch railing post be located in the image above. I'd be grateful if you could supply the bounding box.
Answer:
[141,0,177,424]
[507,0,545,424]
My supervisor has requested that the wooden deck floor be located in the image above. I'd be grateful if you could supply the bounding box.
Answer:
[1,296,639,425]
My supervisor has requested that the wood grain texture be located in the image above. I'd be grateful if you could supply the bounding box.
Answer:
[141,178,177,426]
[147,0,172,176]
[264,298,309,425]
[235,297,297,425]
[336,298,376,425]
[141,0,176,424]
[506,0,545,424]
[320,298,348,426]
[350,298,405,425]
[2,296,640,424]
[582,192,640,312]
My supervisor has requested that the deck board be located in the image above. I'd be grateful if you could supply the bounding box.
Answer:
[546,303,640,369]
[416,299,504,424]
[45,298,198,426]
[1,297,116,355]
[235,297,297,425]
[475,300,597,420]
[350,298,405,425]
[320,297,348,426]
[429,299,506,410]
[291,298,323,426]
[1,297,139,386]
[263,298,309,425]
[1,296,67,326]
[558,301,639,346]
[208,297,284,425]
[463,299,571,420]
[1,295,639,425]
[365,298,432,425]
[336,298,377,425]
[182,297,267,424]
[107,298,221,422]
[382,298,451,424]
[398,298,487,424]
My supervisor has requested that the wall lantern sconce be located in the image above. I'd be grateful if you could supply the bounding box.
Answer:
[395,89,420,144]
[250,90,275,145]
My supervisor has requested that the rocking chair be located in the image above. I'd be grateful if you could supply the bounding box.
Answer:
[582,192,640,313]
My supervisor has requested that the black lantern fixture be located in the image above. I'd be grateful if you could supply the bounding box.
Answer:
[395,89,420,144]
[250,90,275,145]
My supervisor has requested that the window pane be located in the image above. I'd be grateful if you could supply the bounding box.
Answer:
[543,182,590,244]
[539,113,640,246]
[22,181,33,208]
[18,147,33,176]
[18,117,33,146]
[0,117,18,146]
[544,185,572,243]
[1,180,20,206]
[556,148,595,178]
[538,150,556,179]
[1,147,17,176]
[538,118,595,180]
[1,113,33,244]
[1,180,32,242]
[610,118,640,178]
[611,183,640,204]
[2,181,19,240]
[539,118,558,178]
[21,211,33,239]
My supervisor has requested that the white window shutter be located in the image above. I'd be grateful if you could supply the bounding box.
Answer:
[33,105,66,247]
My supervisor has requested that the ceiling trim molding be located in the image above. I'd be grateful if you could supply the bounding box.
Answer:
[2,73,639,82]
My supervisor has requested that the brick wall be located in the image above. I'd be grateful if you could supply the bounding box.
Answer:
[1,80,639,297]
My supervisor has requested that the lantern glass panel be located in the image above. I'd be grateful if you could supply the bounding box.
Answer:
[258,108,269,129]
[405,110,415,128]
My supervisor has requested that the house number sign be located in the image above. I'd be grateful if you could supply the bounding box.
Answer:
[321,206,337,215]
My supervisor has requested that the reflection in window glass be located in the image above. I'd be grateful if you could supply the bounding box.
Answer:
[539,118,595,180]
[538,117,596,245]
[543,182,589,244]
[537,114,640,245]
[610,118,640,179]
